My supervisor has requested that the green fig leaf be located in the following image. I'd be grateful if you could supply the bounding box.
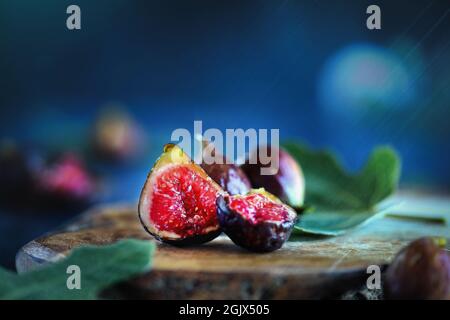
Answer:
[283,142,401,236]
[0,239,155,300]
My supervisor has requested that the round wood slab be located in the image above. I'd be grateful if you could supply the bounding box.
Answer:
[15,195,450,299]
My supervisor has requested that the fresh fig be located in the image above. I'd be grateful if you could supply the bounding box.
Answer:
[217,189,297,252]
[200,140,251,195]
[0,142,95,210]
[241,145,304,209]
[139,144,224,245]
[384,237,450,300]
[92,109,144,162]
[35,153,96,208]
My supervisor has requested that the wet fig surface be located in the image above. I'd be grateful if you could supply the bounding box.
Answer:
[241,146,304,209]
[199,140,251,195]
[217,189,297,252]
[384,237,450,300]
[201,159,251,196]
[138,144,223,245]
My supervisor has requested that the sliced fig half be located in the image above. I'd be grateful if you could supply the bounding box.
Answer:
[217,189,297,252]
[139,144,224,245]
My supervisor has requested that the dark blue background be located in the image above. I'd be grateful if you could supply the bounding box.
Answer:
[0,0,449,268]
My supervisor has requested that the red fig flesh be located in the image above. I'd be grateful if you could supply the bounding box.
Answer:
[139,144,223,245]
[217,189,297,252]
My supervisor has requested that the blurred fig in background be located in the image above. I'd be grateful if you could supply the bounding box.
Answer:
[92,108,145,162]
[35,153,97,209]
[199,140,251,195]
[384,237,450,300]
[0,141,96,211]
[241,146,305,209]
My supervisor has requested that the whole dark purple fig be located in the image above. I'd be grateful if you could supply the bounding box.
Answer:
[241,146,304,208]
[217,189,297,252]
[201,163,251,196]
[200,141,251,195]
[384,237,450,300]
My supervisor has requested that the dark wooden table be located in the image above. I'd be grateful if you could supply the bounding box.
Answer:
[16,192,450,299]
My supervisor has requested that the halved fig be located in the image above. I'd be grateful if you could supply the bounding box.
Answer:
[217,189,297,252]
[139,144,224,245]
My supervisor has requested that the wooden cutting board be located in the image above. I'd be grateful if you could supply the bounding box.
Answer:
[15,193,450,299]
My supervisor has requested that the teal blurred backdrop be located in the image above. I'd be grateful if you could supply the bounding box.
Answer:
[0,0,449,268]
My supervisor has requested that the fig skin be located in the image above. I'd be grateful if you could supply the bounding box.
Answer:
[201,162,251,196]
[140,224,221,247]
[138,144,224,246]
[199,140,251,195]
[384,237,450,300]
[216,191,297,252]
[241,146,304,209]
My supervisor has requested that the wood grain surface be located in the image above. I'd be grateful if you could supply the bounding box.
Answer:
[16,193,450,299]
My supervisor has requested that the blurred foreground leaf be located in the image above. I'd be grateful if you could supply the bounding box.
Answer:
[283,143,401,235]
[0,239,155,300]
